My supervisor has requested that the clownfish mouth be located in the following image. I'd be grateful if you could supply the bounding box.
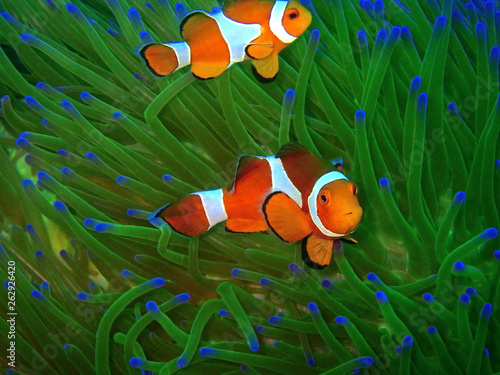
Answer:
[345,212,353,215]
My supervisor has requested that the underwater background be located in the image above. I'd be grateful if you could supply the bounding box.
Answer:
[0,0,499,374]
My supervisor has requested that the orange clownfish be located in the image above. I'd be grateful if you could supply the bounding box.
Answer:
[149,144,363,269]
[140,0,312,81]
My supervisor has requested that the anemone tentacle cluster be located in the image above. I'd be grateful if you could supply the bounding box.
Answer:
[0,0,499,374]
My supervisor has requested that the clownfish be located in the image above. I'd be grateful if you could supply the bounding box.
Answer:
[149,144,363,269]
[139,0,312,82]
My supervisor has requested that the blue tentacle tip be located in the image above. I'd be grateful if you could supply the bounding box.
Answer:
[85,152,99,161]
[460,293,470,305]
[20,33,40,45]
[422,293,434,304]
[427,326,438,335]
[454,191,466,204]
[66,3,83,17]
[31,290,45,300]
[148,278,165,288]
[375,291,388,303]
[453,261,465,272]
[177,355,188,368]
[249,337,259,352]
[94,223,112,233]
[308,302,319,314]
[173,293,190,303]
[260,278,272,287]
[356,357,374,368]
[379,178,391,192]
[335,316,349,325]
[121,270,135,280]
[21,179,35,189]
[355,110,366,123]
[367,272,381,284]
[481,303,492,319]
[199,348,218,358]
[481,228,498,240]
[53,200,68,212]
[268,316,281,325]
[61,167,74,176]
[15,137,30,149]
[116,175,130,185]
[322,279,333,290]
[402,336,413,349]
[231,268,243,278]
[494,250,500,260]
[284,88,295,103]
[162,174,173,182]
[77,292,89,301]
[146,301,160,314]
[80,92,94,101]
[129,358,145,368]
[37,171,52,182]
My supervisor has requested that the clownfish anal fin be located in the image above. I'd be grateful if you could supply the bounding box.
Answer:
[251,54,279,83]
[301,235,334,269]
[263,192,311,243]
[228,155,266,192]
[245,44,274,60]
[140,43,178,77]
[225,218,268,234]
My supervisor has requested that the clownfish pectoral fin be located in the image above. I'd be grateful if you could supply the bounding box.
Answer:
[225,218,268,234]
[140,43,184,77]
[245,44,274,60]
[263,192,312,242]
[153,195,210,237]
[342,235,358,244]
[301,235,334,269]
[251,53,279,83]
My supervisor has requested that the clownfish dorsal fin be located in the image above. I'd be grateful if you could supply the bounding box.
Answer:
[180,10,231,79]
[263,192,312,242]
[332,157,344,173]
[180,10,212,40]
[222,0,267,10]
[228,155,267,192]
[275,142,312,159]
[301,235,334,269]
[251,53,279,83]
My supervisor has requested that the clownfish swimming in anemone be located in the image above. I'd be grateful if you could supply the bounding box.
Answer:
[149,144,363,269]
[139,0,312,81]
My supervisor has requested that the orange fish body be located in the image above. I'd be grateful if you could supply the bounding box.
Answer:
[140,0,312,81]
[150,144,363,269]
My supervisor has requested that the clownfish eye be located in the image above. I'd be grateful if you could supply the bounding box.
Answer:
[287,9,299,19]
[321,194,328,203]
[353,185,359,195]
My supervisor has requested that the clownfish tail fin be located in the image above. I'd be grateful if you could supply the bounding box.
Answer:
[140,42,191,77]
[150,189,228,237]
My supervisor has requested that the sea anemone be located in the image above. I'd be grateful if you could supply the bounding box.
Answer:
[0,0,499,374]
